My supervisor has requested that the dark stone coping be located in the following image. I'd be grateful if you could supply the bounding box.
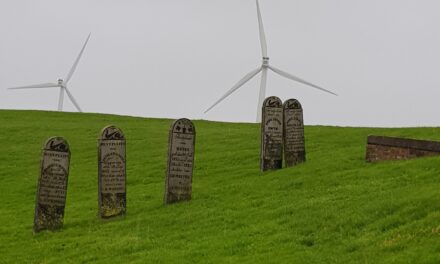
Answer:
[367,135,440,152]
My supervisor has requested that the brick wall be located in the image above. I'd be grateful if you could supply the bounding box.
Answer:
[366,135,440,162]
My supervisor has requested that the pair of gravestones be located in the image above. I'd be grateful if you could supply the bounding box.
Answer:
[260,96,305,171]
[97,120,197,208]
[33,126,127,232]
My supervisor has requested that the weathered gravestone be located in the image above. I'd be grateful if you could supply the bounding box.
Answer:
[283,99,306,167]
[98,125,126,218]
[33,137,70,233]
[261,96,283,171]
[164,118,196,204]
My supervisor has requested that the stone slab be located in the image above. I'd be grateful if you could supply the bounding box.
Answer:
[366,135,440,162]
[283,99,306,167]
[33,137,70,233]
[164,118,195,204]
[98,125,126,218]
[261,96,283,171]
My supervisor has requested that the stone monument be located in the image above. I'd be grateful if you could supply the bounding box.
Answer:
[98,125,126,218]
[164,118,195,204]
[261,96,283,171]
[33,137,70,233]
[283,99,306,167]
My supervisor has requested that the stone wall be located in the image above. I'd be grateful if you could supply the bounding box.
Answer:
[366,135,440,162]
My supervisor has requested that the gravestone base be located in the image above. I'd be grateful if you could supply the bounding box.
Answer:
[165,191,192,204]
[262,159,282,171]
[285,152,306,167]
[100,193,126,218]
[34,204,65,232]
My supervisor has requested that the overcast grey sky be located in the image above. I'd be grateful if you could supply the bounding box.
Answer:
[1,0,439,127]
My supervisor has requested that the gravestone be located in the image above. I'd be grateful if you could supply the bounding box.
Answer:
[261,96,283,171]
[164,118,196,204]
[283,99,306,167]
[98,125,126,218]
[33,137,70,233]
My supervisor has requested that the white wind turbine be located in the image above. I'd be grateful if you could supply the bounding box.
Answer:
[205,0,338,122]
[7,33,91,112]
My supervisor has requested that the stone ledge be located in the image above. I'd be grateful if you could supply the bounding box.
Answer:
[367,135,440,152]
[366,135,440,162]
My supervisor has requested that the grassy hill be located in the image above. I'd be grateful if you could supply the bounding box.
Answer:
[0,110,439,263]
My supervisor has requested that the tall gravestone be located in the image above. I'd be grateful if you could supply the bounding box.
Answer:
[283,99,306,167]
[164,118,196,204]
[33,137,70,233]
[98,125,126,218]
[261,96,283,171]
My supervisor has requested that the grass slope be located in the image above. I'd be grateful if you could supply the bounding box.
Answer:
[0,110,439,263]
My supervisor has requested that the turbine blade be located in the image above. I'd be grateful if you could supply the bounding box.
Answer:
[7,83,59,89]
[65,33,91,84]
[256,67,268,122]
[269,66,338,96]
[256,0,268,57]
[205,67,262,113]
[58,87,65,111]
[64,87,83,112]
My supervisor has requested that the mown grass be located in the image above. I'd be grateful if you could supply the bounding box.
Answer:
[0,110,438,263]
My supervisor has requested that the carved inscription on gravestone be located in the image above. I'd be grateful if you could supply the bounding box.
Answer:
[33,137,70,232]
[98,125,126,218]
[164,118,195,204]
[261,96,283,171]
[283,99,306,167]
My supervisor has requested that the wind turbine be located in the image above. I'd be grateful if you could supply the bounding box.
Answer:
[7,33,91,112]
[205,0,337,122]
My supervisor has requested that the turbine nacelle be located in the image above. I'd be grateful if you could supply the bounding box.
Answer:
[262,57,270,67]
[57,79,64,86]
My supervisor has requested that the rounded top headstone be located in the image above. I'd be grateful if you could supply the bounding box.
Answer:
[43,137,70,152]
[100,125,125,140]
[263,96,282,108]
[283,99,302,110]
[171,118,195,135]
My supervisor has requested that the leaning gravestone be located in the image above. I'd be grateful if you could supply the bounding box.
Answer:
[98,125,126,218]
[283,99,306,167]
[164,118,196,204]
[33,137,70,233]
[261,96,283,171]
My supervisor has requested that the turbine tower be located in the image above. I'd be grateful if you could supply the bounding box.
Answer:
[7,33,91,112]
[205,0,337,122]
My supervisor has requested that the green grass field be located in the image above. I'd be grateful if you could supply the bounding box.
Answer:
[0,110,439,263]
